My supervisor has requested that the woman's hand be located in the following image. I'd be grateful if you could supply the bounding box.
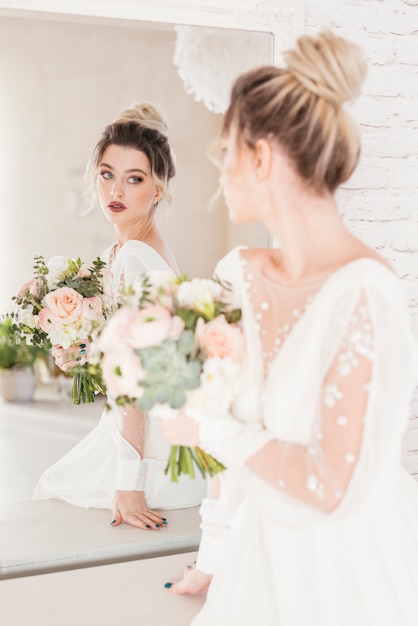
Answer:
[165,563,212,595]
[111,490,167,530]
[51,339,90,372]
[158,409,200,447]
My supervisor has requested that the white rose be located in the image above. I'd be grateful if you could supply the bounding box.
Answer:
[46,256,74,288]
[176,278,223,314]
[18,309,38,330]
[48,324,80,349]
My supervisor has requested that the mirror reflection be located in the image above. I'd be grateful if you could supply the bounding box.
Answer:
[0,14,271,313]
[0,14,272,514]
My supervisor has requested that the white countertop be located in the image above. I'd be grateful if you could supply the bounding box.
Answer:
[0,551,205,626]
[0,499,201,579]
[0,386,202,579]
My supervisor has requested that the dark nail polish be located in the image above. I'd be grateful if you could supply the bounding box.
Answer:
[79,343,86,349]
[110,520,116,525]
[155,523,161,528]
[162,517,167,521]
[164,582,173,589]
[146,524,151,529]
[76,356,82,361]
[162,520,168,525]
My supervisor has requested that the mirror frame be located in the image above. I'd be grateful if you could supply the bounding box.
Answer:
[0,0,305,65]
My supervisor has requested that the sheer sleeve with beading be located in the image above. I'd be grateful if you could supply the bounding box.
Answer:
[198,254,417,517]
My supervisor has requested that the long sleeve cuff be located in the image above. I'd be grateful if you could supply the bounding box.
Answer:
[194,498,231,575]
[199,416,275,469]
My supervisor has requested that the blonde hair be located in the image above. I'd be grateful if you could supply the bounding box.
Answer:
[83,101,176,212]
[222,30,367,194]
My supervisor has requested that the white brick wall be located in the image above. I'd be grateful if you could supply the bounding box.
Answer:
[304,0,418,478]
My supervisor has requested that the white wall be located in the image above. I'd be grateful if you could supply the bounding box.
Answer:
[304,0,418,477]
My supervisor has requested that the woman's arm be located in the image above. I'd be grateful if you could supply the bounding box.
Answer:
[112,403,167,529]
[162,292,375,515]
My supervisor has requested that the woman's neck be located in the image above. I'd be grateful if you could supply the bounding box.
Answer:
[114,215,156,249]
[265,187,353,285]
[113,218,179,274]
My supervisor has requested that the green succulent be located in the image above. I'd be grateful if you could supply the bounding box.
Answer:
[135,332,201,410]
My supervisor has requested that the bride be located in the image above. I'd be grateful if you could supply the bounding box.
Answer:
[34,101,206,529]
[160,31,418,624]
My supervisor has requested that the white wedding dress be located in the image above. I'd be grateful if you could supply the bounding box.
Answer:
[192,247,418,626]
[34,241,206,510]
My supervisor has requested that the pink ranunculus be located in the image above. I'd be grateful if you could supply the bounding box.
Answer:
[98,306,133,352]
[38,307,62,333]
[157,293,174,310]
[101,347,145,398]
[43,287,83,323]
[18,278,41,299]
[168,315,185,340]
[196,315,245,362]
[82,296,103,321]
[126,305,172,349]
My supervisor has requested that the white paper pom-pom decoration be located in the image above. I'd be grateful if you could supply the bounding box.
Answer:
[174,25,273,114]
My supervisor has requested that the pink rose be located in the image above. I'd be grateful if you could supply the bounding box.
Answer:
[18,278,41,299]
[196,315,245,362]
[38,307,62,333]
[126,305,172,349]
[98,306,133,352]
[82,296,103,321]
[101,347,145,398]
[43,287,83,323]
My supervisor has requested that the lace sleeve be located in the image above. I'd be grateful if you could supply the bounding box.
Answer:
[270,292,374,512]
[199,292,375,514]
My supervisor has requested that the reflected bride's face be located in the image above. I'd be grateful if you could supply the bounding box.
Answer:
[220,132,258,225]
[97,144,161,226]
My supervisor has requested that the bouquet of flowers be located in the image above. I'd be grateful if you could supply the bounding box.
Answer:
[97,271,245,482]
[10,255,111,404]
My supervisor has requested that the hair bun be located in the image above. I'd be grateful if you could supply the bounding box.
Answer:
[284,30,367,105]
[114,101,169,135]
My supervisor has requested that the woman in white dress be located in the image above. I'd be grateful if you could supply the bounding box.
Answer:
[34,102,206,529]
[160,31,418,624]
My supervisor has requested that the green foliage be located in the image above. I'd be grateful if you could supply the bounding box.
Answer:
[0,316,48,370]
[68,361,106,404]
[62,257,107,298]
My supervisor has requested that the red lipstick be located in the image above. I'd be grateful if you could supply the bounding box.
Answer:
[108,201,127,213]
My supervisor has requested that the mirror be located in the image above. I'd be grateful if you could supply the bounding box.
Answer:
[0,0,305,567]
[0,0,305,315]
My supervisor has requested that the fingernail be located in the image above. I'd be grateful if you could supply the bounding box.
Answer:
[162,520,168,525]
[79,349,87,355]
[110,520,116,525]
[164,582,173,589]
[155,523,161,528]
[76,356,82,361]
[162,517,167,521]
[79,343,86,349]
[146,524,151,529]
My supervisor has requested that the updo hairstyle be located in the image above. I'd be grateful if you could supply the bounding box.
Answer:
[222,31,367,194]
[84,101,176,212]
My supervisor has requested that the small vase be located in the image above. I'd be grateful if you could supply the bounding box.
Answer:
[0,366,36,402]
